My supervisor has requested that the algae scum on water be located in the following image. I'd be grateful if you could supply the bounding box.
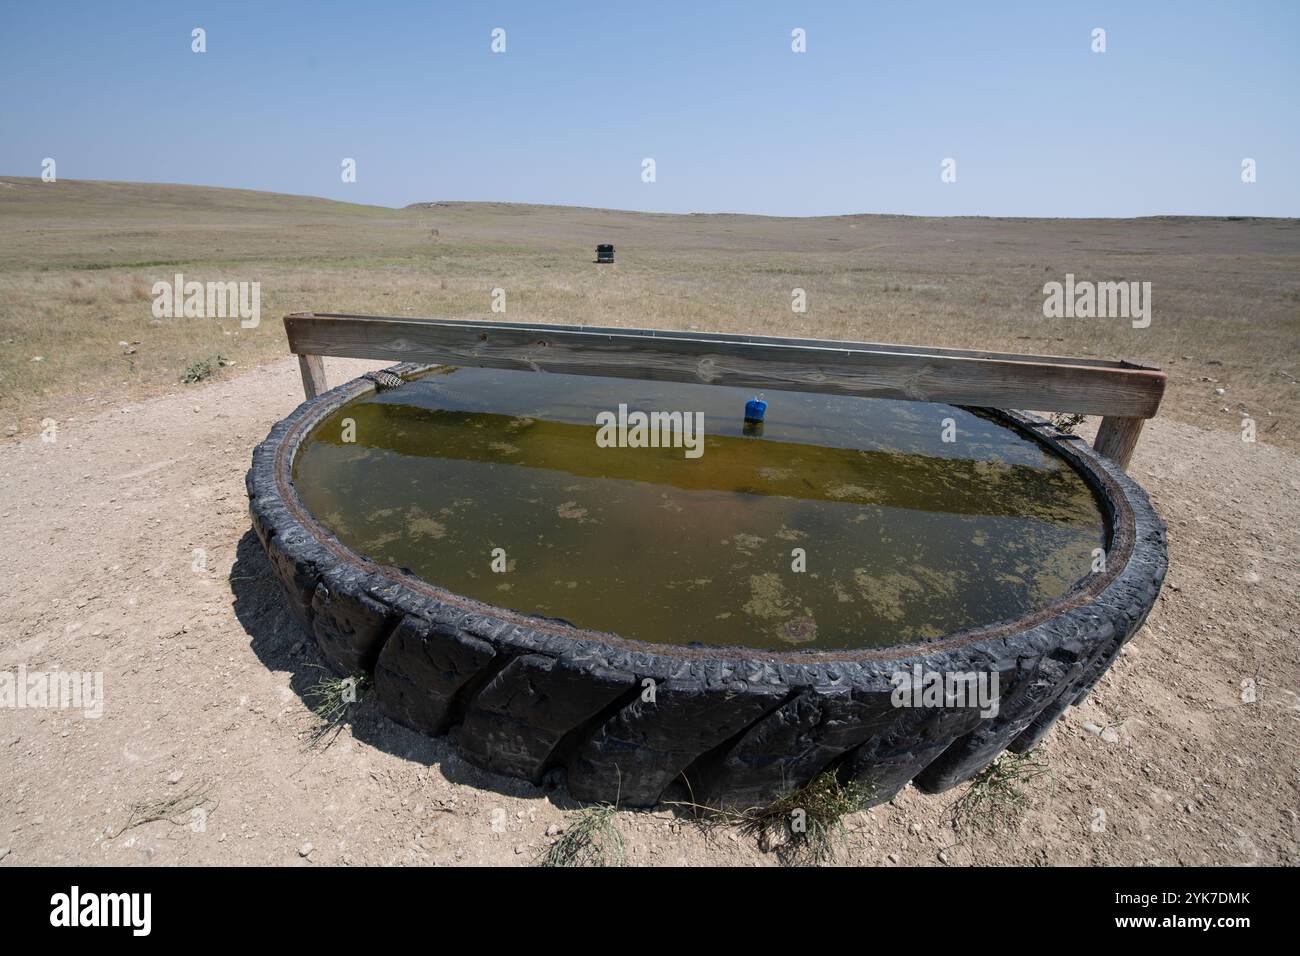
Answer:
[293,367,1106,652]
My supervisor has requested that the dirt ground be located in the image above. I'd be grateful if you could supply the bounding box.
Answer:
[1,354,1296,867]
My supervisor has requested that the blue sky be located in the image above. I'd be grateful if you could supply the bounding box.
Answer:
[2,1,1297,217]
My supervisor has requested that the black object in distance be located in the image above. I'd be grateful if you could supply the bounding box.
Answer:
[596,243,615,263]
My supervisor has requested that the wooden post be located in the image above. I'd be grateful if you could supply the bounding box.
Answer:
[1094,416,1145,470]
[297,354,327,400]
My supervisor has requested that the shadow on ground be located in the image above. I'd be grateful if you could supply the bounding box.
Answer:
[228,528,585,808]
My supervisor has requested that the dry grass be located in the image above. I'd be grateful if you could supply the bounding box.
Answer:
[950,751,1051,832]
[303,668,371,751]
[536,803,626,867]
[727,771,865,865]
[108,780,216,838]
[180,354,230,384]
[667,769,866,865]
[2,176,1297,449]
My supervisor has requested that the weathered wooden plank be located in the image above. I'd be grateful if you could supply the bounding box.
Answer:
[284,313,1166,419]
[297,353,327,400]
[1093,416,1146,470]
[302,312,1134,369]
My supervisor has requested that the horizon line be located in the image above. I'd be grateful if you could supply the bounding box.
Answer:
[3,175,1297,224]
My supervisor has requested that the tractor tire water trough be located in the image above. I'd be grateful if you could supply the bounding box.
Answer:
[247,363,1166,808]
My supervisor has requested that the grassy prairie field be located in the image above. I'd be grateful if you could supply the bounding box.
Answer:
[1,176,1297,447]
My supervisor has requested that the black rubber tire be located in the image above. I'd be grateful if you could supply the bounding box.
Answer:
[247,365,1167,809]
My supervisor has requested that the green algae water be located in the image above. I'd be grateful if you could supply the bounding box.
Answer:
[292,367,1106,651]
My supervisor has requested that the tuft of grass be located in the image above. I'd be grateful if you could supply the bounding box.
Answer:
[950,751,1049,831]
[537,803,625,867]
[304,667,371,750]
[669,769,864,865]
[109,781,215,838]
[1049,412,1088,434]
[733,770,864,865]
[180,354,228,384]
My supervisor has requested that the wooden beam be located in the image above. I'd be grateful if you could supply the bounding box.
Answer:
[297,353,327,400]
[1093,416,1146,470]
[300,313,1133,369]
[283,313,1166,419]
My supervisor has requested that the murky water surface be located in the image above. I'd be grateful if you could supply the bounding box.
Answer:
[293,367,1106,650]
